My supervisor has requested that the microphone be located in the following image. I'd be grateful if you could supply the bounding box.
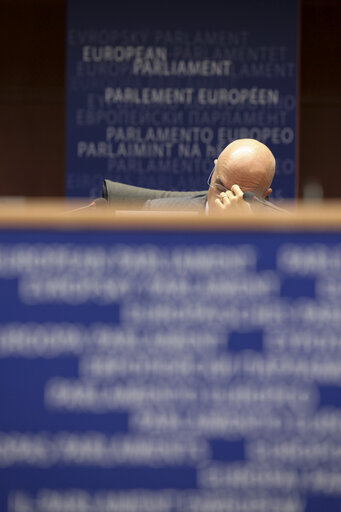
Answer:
[66,197,108,214]
[243,191,288,213]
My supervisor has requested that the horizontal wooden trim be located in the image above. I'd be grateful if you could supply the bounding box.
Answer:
[0,200,341,231]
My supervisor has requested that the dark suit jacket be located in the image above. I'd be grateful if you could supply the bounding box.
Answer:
[144,193,207,211]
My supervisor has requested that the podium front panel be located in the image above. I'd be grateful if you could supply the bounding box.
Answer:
[0,221,340,512]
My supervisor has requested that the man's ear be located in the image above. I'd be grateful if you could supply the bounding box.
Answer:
[214,159,217,165]
[264,188,272,198]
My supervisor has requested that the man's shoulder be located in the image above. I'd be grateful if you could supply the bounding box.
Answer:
[144,193,207,211]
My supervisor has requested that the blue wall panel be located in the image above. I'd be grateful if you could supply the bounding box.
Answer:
[66,0,298,199]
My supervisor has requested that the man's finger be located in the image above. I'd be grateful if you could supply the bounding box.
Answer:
[224,190,235,201]
[231,184,244,198]
[221,192,232,205]
[214,198,225,210]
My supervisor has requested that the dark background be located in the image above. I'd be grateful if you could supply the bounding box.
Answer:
[0,0,340,198]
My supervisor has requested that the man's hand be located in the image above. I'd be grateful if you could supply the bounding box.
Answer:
[214,184,252,212]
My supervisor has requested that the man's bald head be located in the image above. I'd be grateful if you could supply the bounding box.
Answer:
[207,139,276,210]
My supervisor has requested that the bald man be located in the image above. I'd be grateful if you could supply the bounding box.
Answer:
[207,138,275,213]
[144,138,276,212]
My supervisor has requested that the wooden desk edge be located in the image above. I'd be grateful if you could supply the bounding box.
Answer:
[0,201,340,231]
